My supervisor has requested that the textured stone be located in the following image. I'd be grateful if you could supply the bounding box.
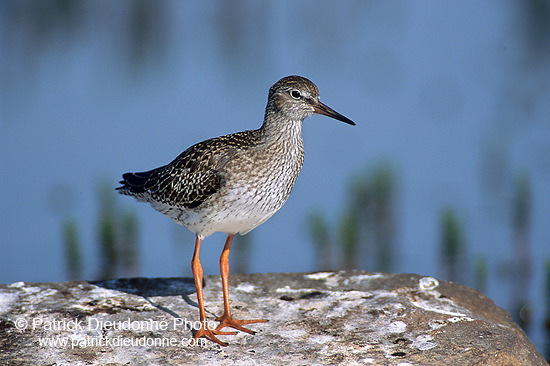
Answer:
[0,271,547,365]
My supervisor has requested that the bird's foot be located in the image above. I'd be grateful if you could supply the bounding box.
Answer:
[193,322,237,347]
[215,313,268,334]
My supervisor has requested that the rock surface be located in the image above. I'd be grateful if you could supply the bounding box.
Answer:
[0,271,547,365]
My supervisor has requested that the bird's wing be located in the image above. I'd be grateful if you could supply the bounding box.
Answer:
[117,131,258,209]
[117,140,227,209]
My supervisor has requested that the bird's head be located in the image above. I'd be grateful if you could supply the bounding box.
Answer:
[267,75,355,125]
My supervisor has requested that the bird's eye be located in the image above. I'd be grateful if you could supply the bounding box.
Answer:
[290,90,302,99]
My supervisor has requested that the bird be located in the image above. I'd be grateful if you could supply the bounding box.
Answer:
[116,75,355,346]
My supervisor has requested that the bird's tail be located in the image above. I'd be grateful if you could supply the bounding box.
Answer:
[116,170,156,198]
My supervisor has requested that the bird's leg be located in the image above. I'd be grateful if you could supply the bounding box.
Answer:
[216,234,268,334]
[191,234,236,346]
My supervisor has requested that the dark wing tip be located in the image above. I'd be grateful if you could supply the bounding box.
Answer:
[116,171,152,195]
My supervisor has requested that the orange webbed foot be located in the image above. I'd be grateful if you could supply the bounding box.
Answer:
[215,313,268,335]
[193,323,237,347]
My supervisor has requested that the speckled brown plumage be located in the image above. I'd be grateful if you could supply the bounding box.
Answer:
[116,75,355,346]
[118,131,263,210]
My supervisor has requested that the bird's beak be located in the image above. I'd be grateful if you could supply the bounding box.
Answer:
[313,101,356,125]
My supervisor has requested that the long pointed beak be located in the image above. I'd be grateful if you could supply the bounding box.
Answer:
[313,101,355,126]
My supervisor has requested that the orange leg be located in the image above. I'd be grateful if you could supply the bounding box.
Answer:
[191,234,236,346]
[216,234,268,334]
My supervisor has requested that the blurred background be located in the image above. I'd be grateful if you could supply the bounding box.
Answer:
[1,0,549,356]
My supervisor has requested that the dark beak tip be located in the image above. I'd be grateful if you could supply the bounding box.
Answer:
[343,118,356,126]
[313,103,356,126]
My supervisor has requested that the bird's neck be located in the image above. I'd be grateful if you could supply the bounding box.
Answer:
[259,109,304,146]
[258,110,305,172]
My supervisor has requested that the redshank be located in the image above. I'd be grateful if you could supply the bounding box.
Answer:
[117,75,355,345]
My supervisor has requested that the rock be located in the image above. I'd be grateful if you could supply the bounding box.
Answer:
[0,271,547,365]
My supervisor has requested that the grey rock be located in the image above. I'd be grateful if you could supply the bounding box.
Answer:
[0,271,547,365]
